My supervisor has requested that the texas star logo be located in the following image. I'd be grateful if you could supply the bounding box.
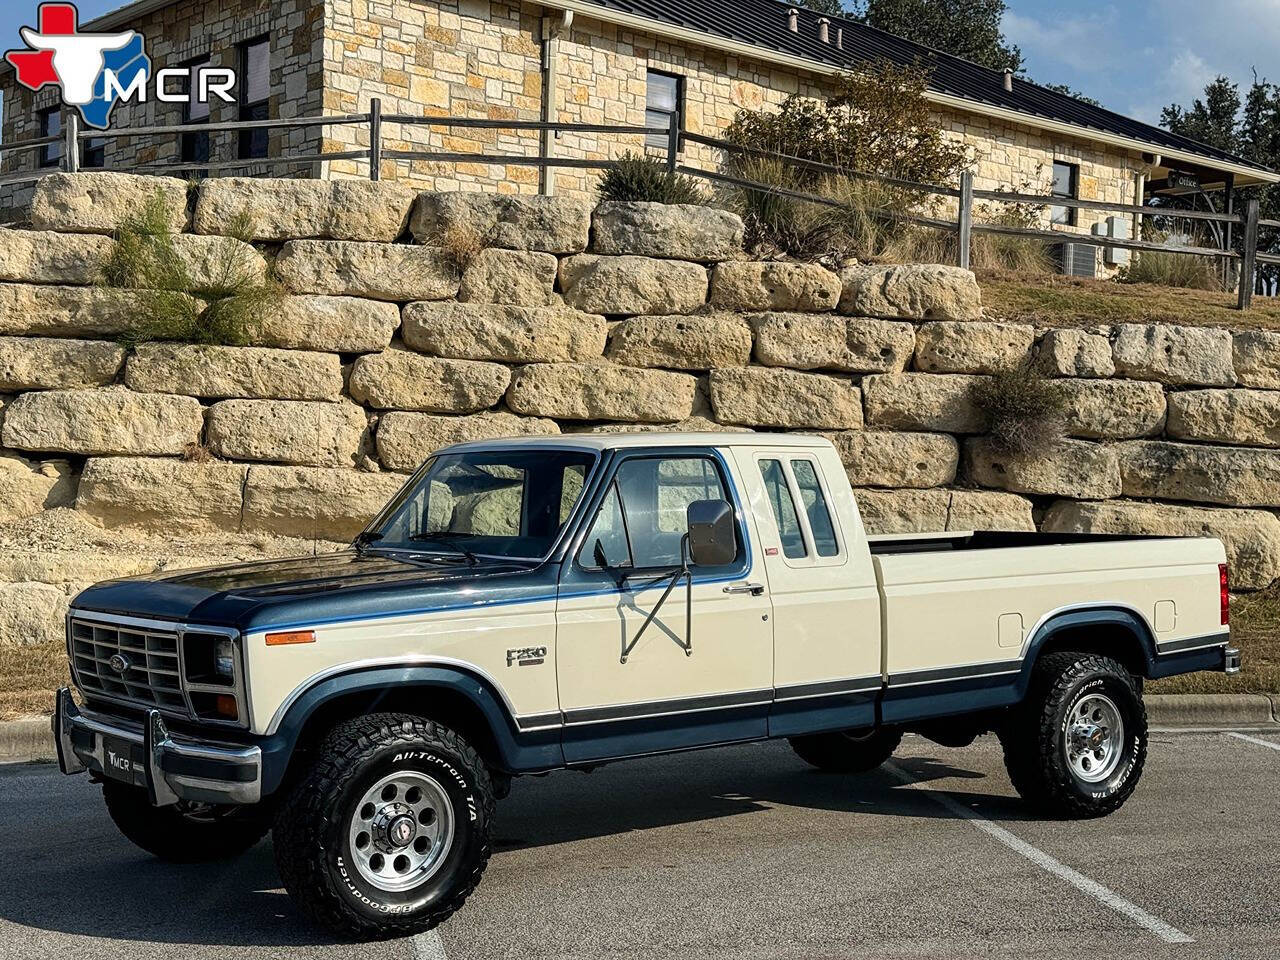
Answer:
[4,2,151,129]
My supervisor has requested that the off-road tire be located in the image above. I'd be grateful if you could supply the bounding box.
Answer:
[102,780,272,862]
[272,713,494,940]
[999,652,1147,819]
[789,727,903,772]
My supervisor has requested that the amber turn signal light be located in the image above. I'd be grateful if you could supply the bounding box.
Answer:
[265,630,316,646]
[215,694,239,719]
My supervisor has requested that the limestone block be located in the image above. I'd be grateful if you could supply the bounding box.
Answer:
[0,337,124,390]
[256,296,401,354]
[349,350,511,413]
[822,431,959,488]
[30,173,188,234]
[76,457,248,532]
[1059,379,1166,439]
[751,313,914,373]
[377,411,561,472]
[403,302,606,364]
[206,399,369,467]
[862,373,986,433]
[3,387,203,456]
[1167,389,1280,447]
[592,202,744,262]
[458,249,559,306]
[965,437,1121,500]
[1036,328,1115,377]
[126,343,343,401]
[275,240,459,302]
[0,231,113,285]
[559,255,708,315]
[709,367,862,429]
[1111,324,1235,387]
[914,321,1033,374]
[1118,440,1280,508]
[710,262,841,312]
[839,264,982,320]
[411,193,592,253]
[194,178,417,242]
[241,466,407,539]
[506,363,698,423]
[607,314,752,370]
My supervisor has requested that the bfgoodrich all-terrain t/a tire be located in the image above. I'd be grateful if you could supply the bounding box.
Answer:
[789,726,904,773]
[272,713,495,940]
[999,652,1148,819]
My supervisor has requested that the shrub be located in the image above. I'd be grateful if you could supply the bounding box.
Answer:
[597,153,706,204]
[722,60,971,187]
[103,193,278,347]
[971,365,1067,458]
[972,205,1055,275]
[719,60,969,263]
[1119,234,1221,291]
[435,223,487,272]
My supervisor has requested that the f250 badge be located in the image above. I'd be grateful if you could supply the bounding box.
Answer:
[506,646,547,667]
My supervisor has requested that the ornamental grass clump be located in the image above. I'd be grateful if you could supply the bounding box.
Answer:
[971,364,1068,458]
[103,192,279,346]
[597,152,706,204]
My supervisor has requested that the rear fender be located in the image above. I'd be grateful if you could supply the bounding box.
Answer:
[1018,606,1159,693]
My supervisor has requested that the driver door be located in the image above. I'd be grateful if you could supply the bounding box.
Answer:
[555,449,774,764]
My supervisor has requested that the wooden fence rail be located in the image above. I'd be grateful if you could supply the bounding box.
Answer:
[0,101,1269,308]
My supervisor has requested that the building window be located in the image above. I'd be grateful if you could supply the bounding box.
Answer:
[1050,160,1079,226]
[645,69,683,148]
[39,108,62,168]
[181,57,211,170]
[237,37,270,160]
[82,137,106,169]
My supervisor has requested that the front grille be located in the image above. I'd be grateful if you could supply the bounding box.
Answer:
[70,618,189,715]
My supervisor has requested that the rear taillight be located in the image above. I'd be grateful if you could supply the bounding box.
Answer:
[1220,563,1230,625]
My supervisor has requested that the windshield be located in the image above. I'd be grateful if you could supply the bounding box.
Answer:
[370,449,596,560]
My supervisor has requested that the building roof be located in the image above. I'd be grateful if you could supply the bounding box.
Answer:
[550,0,1277,184]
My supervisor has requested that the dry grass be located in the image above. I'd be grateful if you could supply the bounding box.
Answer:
[1151,587,1280,695]
[0,642,69,721]
[980,271,1280,331]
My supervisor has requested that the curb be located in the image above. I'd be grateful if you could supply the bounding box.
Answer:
[1144,693,1278,728]
[1,696,1276,766]
[0,718,55,764]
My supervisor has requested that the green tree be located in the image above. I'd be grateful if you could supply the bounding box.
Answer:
[1162,73,1280,294]
[799,0,847,13]
[851,0,1022,73]
[1161,76,1242,152]
[1042,82,1103,109]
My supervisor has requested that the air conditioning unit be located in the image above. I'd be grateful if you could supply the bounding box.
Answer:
[1057,242,1098,278]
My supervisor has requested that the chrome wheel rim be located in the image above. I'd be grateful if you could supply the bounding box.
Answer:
[348,771,455,892]
[1064,692,1124,784]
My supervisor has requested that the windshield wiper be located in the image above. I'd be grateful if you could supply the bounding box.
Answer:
[407,532,480,566]
[352,530,384,556]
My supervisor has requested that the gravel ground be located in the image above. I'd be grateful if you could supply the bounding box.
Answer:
[1,728,1277,960]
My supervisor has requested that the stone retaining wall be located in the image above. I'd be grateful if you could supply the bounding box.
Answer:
[4,171,1280,645]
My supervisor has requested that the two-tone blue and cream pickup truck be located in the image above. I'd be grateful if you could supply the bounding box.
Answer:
[53,432,1238,938]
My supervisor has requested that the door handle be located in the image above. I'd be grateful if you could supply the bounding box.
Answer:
[723,582,765,597]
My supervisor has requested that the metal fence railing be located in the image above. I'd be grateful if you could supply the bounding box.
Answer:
[1,100,1273,309]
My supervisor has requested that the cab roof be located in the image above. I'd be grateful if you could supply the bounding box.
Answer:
[438,431,835,454]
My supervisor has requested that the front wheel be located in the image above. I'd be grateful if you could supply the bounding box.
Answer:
[102,781,272,862]
[789,727,903,772]
[272,713,495,940]
[1000,652,1147,819]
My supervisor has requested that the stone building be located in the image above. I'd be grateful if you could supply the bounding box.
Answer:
[2,0,1275,272]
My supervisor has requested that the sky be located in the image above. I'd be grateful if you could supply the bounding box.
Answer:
[2,0,1278,128]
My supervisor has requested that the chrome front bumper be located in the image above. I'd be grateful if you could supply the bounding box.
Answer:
[53,687,262,806]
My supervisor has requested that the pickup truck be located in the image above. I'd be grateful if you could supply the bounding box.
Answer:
[53,432,1239,938]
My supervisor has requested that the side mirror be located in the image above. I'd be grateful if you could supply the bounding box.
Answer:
[686,500,737,567]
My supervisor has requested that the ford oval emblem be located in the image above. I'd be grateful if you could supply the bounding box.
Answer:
[108,653,131,676]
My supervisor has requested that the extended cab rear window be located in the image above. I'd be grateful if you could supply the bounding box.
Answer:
[759,459,806,559]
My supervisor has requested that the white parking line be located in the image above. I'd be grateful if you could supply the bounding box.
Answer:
[412,929,448,960]
[1226,731,1280,752]
[884,762,1193,945]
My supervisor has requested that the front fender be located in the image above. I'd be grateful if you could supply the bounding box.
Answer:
[258,665,564,795]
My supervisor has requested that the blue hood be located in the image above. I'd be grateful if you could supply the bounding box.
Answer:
[71,550,554,633]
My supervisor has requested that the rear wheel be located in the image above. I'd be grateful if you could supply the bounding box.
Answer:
[1000,652,1147,818]
[789,727,903,773]
[102,781,271,862]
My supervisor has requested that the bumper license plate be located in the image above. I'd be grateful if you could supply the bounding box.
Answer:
[100,735,144,786]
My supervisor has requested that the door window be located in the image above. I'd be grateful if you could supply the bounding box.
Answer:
[791,459,840,557]
[758,459,806,559]
[579,455,734,571]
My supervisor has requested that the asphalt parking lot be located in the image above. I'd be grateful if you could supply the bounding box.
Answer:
[1,727,1277,960]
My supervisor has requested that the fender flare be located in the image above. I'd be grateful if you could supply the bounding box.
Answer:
[1017,606,1159,694]
[258,664,563,794]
